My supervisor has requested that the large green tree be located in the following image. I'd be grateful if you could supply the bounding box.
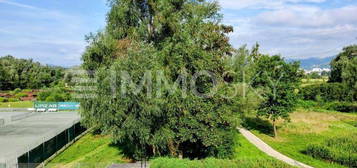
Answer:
[252,55,302,137]
[330,45,357,83]
[81,0,241,160]
[329,45,357,101]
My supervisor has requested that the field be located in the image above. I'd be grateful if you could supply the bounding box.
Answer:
[301,78,327,87]
[247,108,357,168]
[47,133,127,168]
[0,101,33,108]
[46,132,291,168]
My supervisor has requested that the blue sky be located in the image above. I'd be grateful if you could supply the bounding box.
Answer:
[0,0,356,66]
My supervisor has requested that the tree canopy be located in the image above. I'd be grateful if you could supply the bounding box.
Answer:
[0,55,64,90]
[81,0,240,160]
[252,55,302,137]
[329,45,357,101]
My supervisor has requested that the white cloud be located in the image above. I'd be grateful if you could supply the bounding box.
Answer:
[222,1,357,59]
[0,0,38,9]
[256,5,357,27]
[218,0,326,10]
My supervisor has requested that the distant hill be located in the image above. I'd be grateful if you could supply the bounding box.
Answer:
[287,56,335,70]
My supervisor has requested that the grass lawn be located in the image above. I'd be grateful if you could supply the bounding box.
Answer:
[47,131,290,168]
[246,108,357,168]
[46,133,128,168]
[234,134,272,159]
[0,101,33,108]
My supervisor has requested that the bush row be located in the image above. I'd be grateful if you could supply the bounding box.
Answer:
[325,102,357,113]
[305,134,357,167]
[150,158,292,168]
[0,97,19,102]
[300,83,354,102]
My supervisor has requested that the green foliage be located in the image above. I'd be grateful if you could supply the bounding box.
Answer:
[252,55,302,137]
[325,102,357,113]
[38,83,72,102]
[296,100,318,109]
[15,93,28,98]
[81,0,241,160]
[22,89,33,92]
[150,157,292,168]
[307,72,321,79]
[8,98,19,102]
[12,88,22,94]
[330,45,357,83]
[300,83,352,102]
[329,45,357,101]
[0,55,64,90]
[306,134,357,167]
[0,97,7,102]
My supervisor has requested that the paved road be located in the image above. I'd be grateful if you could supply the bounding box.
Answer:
[238,128,313,168]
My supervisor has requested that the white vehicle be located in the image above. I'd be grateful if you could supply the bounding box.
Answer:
[47,109,57,112]
[36,108,46,112]
[27,108,35,112]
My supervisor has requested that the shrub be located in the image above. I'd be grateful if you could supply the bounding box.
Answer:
[305,134,357,167]
[8,98,19,102]
[150,158,292,168]
[300,83,352,102]
[38,87,71,102]
[326,102,357,113]
[0,97,8,102]
[15,93,28,98]
[13,88,22,94]
[305,144,332,160]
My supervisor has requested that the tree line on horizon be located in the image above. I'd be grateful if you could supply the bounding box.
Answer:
[0,55,64,90]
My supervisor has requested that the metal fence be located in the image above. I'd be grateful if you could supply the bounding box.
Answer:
[16,123,86,168]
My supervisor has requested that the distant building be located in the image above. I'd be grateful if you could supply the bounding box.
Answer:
[305,68,331,75]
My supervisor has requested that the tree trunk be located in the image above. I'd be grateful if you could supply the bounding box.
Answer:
[272,119,278,138]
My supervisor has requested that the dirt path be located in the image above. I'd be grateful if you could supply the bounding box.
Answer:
[238,128,313,168]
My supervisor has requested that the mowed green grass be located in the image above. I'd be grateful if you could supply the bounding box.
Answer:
[46,133,128,168]
[234,134,272,159]
[47,131,289,167]
[0,101,33,108]
[249,108,357,168]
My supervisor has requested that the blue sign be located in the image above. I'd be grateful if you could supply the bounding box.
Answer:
[58,102,80,110]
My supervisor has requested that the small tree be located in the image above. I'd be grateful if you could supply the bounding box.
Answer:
[252,55,302,137]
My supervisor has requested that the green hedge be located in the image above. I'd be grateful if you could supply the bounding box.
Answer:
[150,158,292,168]
[7,98,19,102]
[305,134,357,167]
[300,83,353,102]
[15,93,28,98]
[325,102,357,113]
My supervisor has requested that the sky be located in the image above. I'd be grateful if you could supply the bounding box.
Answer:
[0,0,356,66]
